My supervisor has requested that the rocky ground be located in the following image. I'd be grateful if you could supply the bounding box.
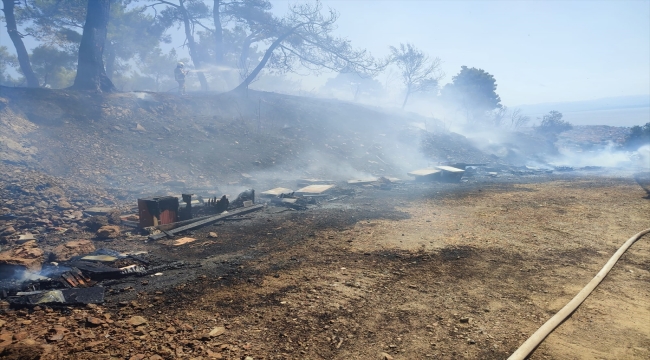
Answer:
[0,87,648,359]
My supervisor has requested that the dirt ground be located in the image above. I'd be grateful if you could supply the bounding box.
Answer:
[1,173,648,360]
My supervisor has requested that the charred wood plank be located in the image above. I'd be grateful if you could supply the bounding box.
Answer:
[148,204,264,241]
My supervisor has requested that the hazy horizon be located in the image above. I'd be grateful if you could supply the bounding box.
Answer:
[1,0,649,121]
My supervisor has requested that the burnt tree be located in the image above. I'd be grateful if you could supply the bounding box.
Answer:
[213,0,224,64]
[232,1,381,92]
[1,0,39,87]
[70,0,115,92]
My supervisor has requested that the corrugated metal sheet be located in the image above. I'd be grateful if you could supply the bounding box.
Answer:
[159,209,177,225]
[138,197,179,228]
[138,199,154,228]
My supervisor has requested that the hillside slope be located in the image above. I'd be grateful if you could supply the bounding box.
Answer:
[0,87,497,197]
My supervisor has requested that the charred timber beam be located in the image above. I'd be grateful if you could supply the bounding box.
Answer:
[148,204,264,241]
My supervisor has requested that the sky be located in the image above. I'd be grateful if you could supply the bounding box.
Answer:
[1,0,649,107]
[269,0,650,106]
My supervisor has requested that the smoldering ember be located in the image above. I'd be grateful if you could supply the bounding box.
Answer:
[0,1,649,360]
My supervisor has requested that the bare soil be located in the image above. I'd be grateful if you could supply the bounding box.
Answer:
[1,175,648,360]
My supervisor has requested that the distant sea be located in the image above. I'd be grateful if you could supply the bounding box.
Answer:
[556,107,650,127]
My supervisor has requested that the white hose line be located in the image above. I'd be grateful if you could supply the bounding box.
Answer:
[508,228,650,360]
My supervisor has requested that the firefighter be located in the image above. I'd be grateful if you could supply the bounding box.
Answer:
[174,62,188,95]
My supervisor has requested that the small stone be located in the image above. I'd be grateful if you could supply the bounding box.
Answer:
[165,326,177,334]
[135,124,146,132]
[460,317,470,323]
[468,338,476,344]
[85,340,104,349]
[0,332,13,346]
[381,352,394,360]
[19,338,38,346]
[208,232,218,238]
[206,350,223,359]
[0,226,15,236]
[129,355,146,360]
[97,225,120,239]
[86,317,104,327]
[52,240,95,261]
[127,316,148,326]
[14,331,28,341]
[57,200,72,210]
[209,326,226,337]
[47,326,68,342]
[149,356,164,360]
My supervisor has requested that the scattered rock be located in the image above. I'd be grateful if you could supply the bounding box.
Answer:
[56,200,72,210]
[208,232,218,238]
[127,316,148,327]
[52,239,95,261]
[85,216,109,232]
[0,332,13,347]
[0,226,16,236]
[206,349,223,359]
[380,352,394,360]
[0,342,51,359]
[96,225,120,239]
[0,240,44,271]
[107,210,122,225]
[460,317,471,323]
[47,326,68,342]
[86,317,104,327]
[209,326,226,337]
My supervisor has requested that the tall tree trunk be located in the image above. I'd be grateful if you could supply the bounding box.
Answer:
[213,0,224,64]
[105,41,117,80]
[180,2,208,91]
[401,87,411,109]
[2,0,39,87]
[70,0,115,92]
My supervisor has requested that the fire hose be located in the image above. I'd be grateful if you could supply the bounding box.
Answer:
[509,228,650,360]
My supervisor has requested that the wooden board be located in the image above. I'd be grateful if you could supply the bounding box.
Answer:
[148,204,264,241]
[295,184,335,195]
[347,179,377,185]
[80,255,118,262]
[297,179,335,187]
[173,237,196,246]
[407,169,441,177]
[260,187,294,197]
[435,165,465,173]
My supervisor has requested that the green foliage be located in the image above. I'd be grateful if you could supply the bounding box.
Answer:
[536,110,572,135]
[30,45,77,88]
[442,66,502,123]
[389,43,442,108]
[0,46,19,85]
[105,2,170,79]
[115,48,188,92]
[623,122,650,149]
[18,0,86,52]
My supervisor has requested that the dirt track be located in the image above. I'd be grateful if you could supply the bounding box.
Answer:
[1,174,649,359]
